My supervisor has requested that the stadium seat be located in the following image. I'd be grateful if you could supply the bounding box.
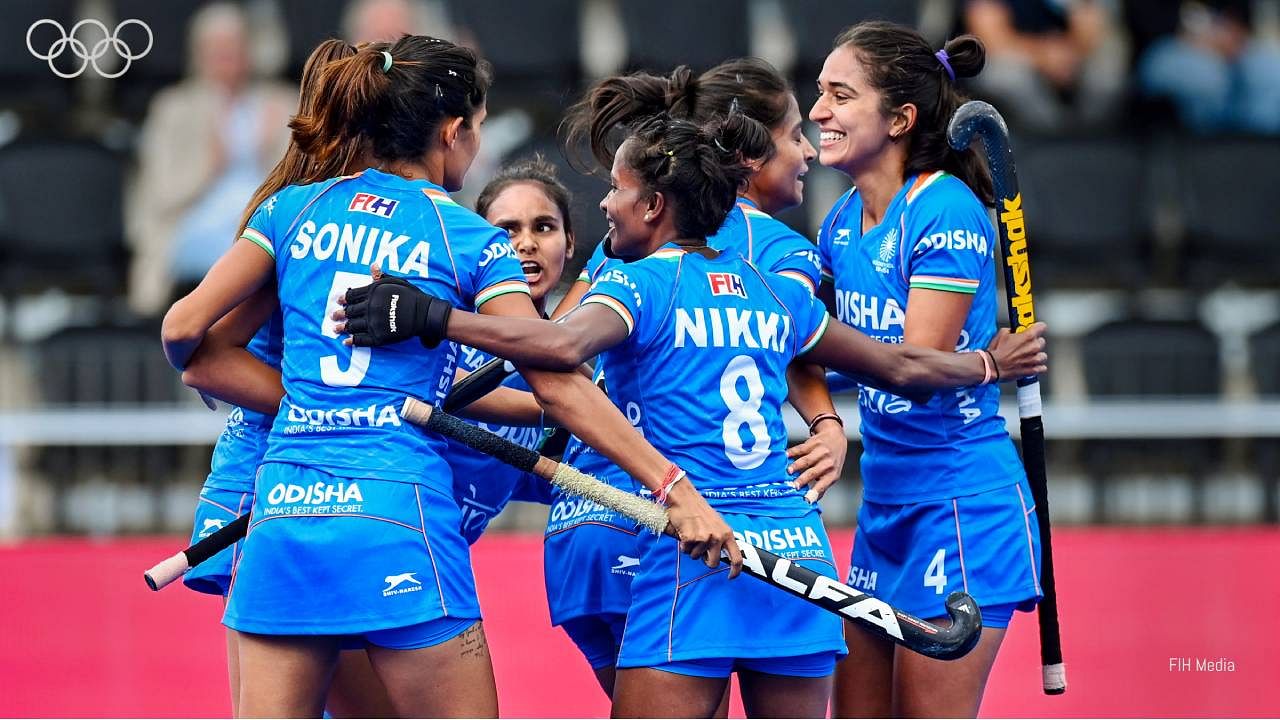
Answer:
[782,0,921,79]
[1177,138,1280,287]
[619,0,749,73]
[30,322,188,532]
[278,0,349,78]
[451,0,580,98]
[1250,321,1280,521]
[0,141,127,311]
[1081,318,1222,521]
[36,323,183,406]
[0,0,77,129]
[1017,137,1151,289]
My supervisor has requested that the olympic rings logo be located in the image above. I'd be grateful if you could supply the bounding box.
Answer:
[26,19,153,79]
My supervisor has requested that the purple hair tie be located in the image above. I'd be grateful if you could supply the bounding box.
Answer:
[935,49,955,82]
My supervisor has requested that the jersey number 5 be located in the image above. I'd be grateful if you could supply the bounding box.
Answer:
[720,355,769,470]
[320,271,372,386]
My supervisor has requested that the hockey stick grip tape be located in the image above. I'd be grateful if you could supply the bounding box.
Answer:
[143,512,251,591]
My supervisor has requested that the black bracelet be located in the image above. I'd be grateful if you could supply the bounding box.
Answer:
[985,349,1002,382]
[807,412,844,436]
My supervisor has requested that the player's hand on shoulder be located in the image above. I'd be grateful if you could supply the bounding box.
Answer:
[664,480,743,579]
[986,322,1048,380]
[333,272,453,349]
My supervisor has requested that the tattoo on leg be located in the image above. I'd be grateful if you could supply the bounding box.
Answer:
[458,623,489,661]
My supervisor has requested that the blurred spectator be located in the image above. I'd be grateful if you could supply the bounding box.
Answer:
[1127,0,1280,134]
[126,3,294,317]
[341,0,456,44]
[962,0,1129,133]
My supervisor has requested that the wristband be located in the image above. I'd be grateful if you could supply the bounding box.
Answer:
[655,465,687,506]
[976,349,997,385]
[806,412,843,436]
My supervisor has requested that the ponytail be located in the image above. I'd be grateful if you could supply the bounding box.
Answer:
[291,35,490,168]
[563,58,791,173]
[236,38,360,238]
[622,111,772,238]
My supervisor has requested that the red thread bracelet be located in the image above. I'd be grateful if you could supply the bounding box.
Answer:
[655,465,687,506]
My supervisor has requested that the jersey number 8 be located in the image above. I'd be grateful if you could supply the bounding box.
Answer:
[720,355,769,470]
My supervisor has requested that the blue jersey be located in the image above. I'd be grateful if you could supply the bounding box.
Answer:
[817,171,1023,503]
[239,169,530,487]
[709,198,822,293]
[574,239,615,285]
[446,343,547,544]
[582,245,830,517]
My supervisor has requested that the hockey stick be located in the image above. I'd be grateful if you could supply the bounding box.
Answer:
[144,512,250,591]
[444,356,515,413]
[442,306,588,413]
[948,100,1066,694]
[399,397,982,661]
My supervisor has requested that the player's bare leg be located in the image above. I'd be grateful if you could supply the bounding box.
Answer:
[594,663,728,717]
[325,649,397,718]
[737,669,831,719]
[892,625,1006,718]
[612,668,730,718]
[236,632,340,718]
[364,621,498,718]
[832,622,894,718]
[594,665,616,695]
[225,628,241,717]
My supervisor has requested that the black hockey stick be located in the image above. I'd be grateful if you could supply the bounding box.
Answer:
[948,100,1066,694]
[442,306,589,413]
[143,512,250,591]
[444,356,515,413]
[400,397,982,661]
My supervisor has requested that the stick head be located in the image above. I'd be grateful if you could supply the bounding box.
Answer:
[947,100,1007,153]
[920,591,984,660]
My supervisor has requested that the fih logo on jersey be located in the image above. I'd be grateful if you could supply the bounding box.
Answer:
[382,572,424,597]
[707,272,747,299]
[349,192,399,218]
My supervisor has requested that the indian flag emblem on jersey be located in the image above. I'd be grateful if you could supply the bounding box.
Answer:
[873,227,898,275]
[878,228,898,262]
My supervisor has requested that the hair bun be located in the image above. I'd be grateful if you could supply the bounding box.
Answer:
[941,35,986,79]
[665,65,698,113]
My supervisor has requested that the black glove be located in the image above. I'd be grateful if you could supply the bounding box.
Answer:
[341,276,453,348]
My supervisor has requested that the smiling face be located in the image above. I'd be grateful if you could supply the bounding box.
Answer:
[746,95,816,214]
[599,140,657,260]
[483,181,573,306]
[809,45,897,177]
